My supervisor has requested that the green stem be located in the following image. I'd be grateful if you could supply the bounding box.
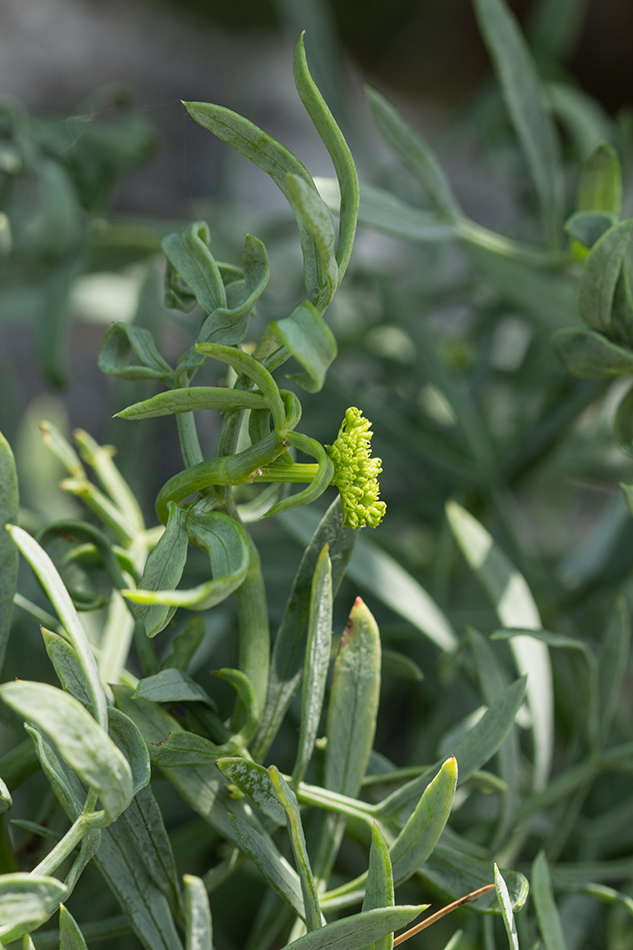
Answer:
[458,217,567,267]
[31,809,104,877]
[177,412,204,468]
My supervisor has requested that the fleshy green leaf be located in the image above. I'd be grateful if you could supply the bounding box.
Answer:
[162,222,226,314]
[107,706,151,797]
[597,599,630,740]
[133,669,215,707]
[269,765,322,931]
[293,33,359,284]
[184,875,213,950]
[211,668,257,741]
[390,758,457,884]
[28,724,184,949]
[362,825,395,950]
[0,873,67,941]
[420,846,528,914]
[286,174,338,308]
[251,498,359,762]
[122,784,182,915]
[216,758,286,825]
[59,905,89,950]
[552,327,633,378]
[316,178,458,244]
[292,544,333,786]
[494,864,520,950]
[195,233,270,347]
[229,813,308,919]
[0,681,132,823]
[184,99,322,303]
[0,777,11,815]
[6,526,107,730]
[531,852,566,950]
[149,731,236,769]
[98,322,173,382]
[365,87,459,221]
[472,0,563,247]
[565,211,618,250]
[579,220,633,331]
[124,510,250,618]
[161,616,205,672]
[130,502,189,637]
[577,142,622,216]
[446,501,553,791]
[270,300,337,393]
[0,433,18,677]
[325,598,381,798]
[285,906,426,950]
[116,386,268,421]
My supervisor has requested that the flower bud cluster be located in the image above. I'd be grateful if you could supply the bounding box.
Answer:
[327,407,386,529]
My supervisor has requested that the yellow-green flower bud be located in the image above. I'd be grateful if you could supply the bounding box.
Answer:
[326,407,386,528]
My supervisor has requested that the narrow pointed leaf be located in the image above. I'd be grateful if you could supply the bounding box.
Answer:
[494,864,520,950]
[184,875,213,950]
[365,87,459,221]
[116,387,268,421]
[59,905,88,950]
[473,0,563,247]
[230,813,305,918]
[107,705,151,796]
[184,100,321,302]
[325,598,381,797]
[269,765,322,931]
[293,33,359,283]
[286,906,426,950]
[446,501,553,790]
[598,599,630,739]
[133,668,215,707]
[129,502,188,636]
[280,507,456,652]
[292,544,333,785]
[362,825,395,950]
[252,498,359,762]
[531,852,566,950]
[577,142,622,215]
[0,681,132,823]
[287,173,338,307]
[390,757,457,884]
[579,220,633,331]
[351,181,457,243]
[420,846,529,914]
[161,616,205,672]
[6,525,108,731]
[0,433,18,676]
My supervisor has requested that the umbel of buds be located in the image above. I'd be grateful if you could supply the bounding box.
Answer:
[327,407,386,529]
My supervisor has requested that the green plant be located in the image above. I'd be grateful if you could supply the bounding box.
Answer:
[0,31,532,950]
[2,1,633,948]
